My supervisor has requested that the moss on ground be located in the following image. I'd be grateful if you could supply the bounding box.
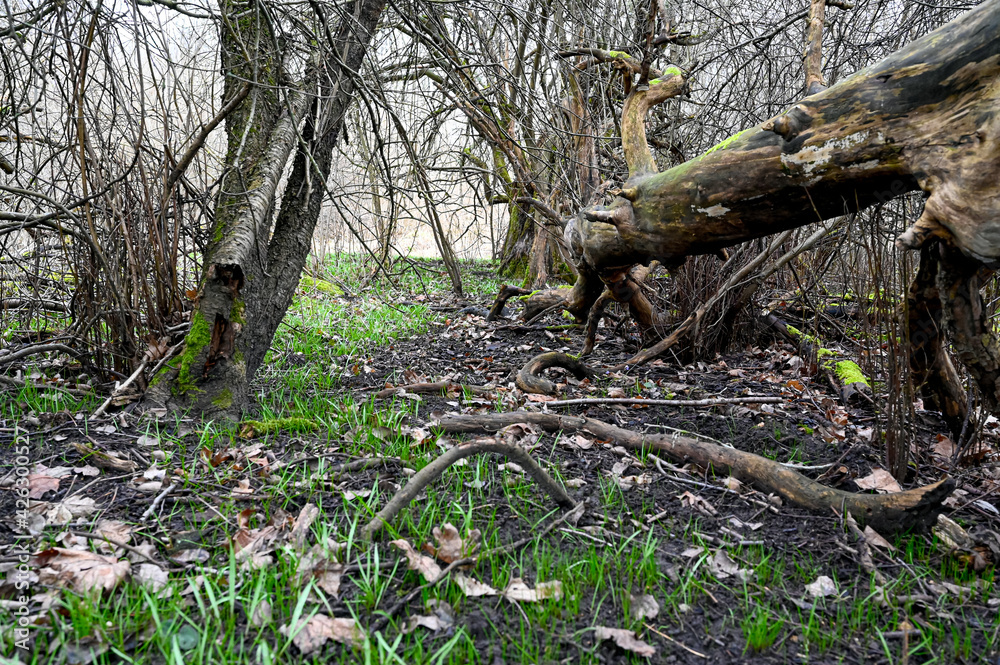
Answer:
[299,276,344,296]
[240,417,319,438]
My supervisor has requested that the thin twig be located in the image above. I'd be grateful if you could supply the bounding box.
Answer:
[544,396,783,408]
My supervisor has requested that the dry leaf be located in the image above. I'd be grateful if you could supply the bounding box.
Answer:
[593,626,656,658]
[171,548,210,564]
[134,563,169,593]
[932,434,956,458]
[571,434,594,450]
[804,575,837,598]
[709,550,752,581]
[933,515,975,550]
[35,548,130,594]
[94,520,132,554]
[251,600,273,628]
[290,504,320,551]
[862,526,897,552]
[607,387,626,398]
[401,599,454,634]
[452,572,497,597]
[296,544,344,597]
[855,468,902,493]
[723,476,742,492]
[427,523,481,563]
[503,578,563,602]
[27,474,60,499]
[280,614,365,654]
[629,593,660,621]
[391,540,442,582]
[677,491,718,517]
[45,496,97,525]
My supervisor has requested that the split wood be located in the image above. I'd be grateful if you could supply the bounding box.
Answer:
[360,440,575,540]
[543,396,782,408]
[435,411,953,533]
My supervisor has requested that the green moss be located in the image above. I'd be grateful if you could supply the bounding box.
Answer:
[834,361,870,388]
[299,276,344,296]
[704,128,749,155]
[607,50,631,59]
[175,311,211,394]
[230,298,245,325]
[212,388,234,410]
[241,417,319,436]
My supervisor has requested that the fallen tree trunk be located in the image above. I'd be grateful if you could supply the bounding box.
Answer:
[436,412,954,533]
[566,0,1000,274]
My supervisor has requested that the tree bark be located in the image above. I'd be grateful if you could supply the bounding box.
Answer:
[145,0,386,417]
[566,0,1000,276]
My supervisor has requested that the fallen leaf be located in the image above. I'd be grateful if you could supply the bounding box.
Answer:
[35,548,130,594]
[45,496,97,525]
[391,540,442,582]
[680,546,705,559]
[805,575,837,598]
[932,434,956,458]
[251,600,273,628]
[629,593,660,621]
[723,476,742,492]
[607,387,626,398]
[28,474,60,498]
[709,550,752,580]
[452,572,497,597]
[280,614,365,654]
[94,520,133,554]
[503,578,563,602]
[290,504,320,551]
[74,465,101,477]
[570,434,594,450]
[855,468,902,493]
[677,491,717,517]
[401,599,454,634]
[295,544,343,597]
[427,523,481,563]
[862,526,897,552]
[593,626,656,657]
[134,563,169,593]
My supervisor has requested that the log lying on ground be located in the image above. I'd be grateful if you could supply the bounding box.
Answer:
[436,412,953,533]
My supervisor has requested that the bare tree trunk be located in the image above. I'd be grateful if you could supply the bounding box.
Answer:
[145,0,386,417]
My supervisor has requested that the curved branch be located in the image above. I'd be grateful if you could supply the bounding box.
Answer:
[360,439,576,540]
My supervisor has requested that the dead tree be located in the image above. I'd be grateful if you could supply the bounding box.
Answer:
[517,0,1000,395]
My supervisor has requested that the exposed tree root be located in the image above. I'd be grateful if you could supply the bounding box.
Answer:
[544,396,782,408]
[486,285,532,321]
[360,439,576,540]
[435,412,954,533]
[516,351,597,395]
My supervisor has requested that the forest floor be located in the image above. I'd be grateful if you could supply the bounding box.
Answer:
[1,257,999,665]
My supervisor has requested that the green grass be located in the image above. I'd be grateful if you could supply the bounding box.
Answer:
[6,254,999,664]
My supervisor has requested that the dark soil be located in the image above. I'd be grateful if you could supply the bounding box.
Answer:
[2,293,999,664]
